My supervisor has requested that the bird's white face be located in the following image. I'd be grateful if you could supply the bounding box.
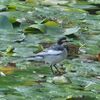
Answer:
[61,41,68,46]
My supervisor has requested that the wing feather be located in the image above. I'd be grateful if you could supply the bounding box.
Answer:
[36,49,62,56]
[26,46,63,61]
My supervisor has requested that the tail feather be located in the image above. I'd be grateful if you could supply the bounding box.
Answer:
[26,56,44,62]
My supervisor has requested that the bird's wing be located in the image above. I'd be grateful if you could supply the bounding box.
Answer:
[36,49,62,56]
[26,55,44,61]
[26,49,62,61]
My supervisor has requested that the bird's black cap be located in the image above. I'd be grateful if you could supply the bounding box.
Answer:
[57,37,67,45]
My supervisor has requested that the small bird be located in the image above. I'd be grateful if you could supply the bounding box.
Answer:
[27,37,68,74]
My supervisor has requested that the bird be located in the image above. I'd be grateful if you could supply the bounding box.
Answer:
[26,37,68,74]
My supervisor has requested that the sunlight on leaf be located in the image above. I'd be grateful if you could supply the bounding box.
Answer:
[0,67,16,75]
[5,46,15,56]
[44,21,59,27]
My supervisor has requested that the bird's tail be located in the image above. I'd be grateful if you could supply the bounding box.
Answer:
[6,55,44,64]
[25,56,44,62]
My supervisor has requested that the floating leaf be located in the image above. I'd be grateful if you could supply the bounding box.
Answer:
[42,0,68,6]
[64,26,80,35]
[0,15,13,30]
[44,21,59,27]
[24,24,46,34]
[5,46,15,56]
[70,4,98,10]
[66,95,96,100]
[85,82,100,94]
[7,5,16,11]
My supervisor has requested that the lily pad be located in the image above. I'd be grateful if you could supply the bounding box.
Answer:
[44,21,59,27]
[24,24,46,34]
[0,15,13,30]
[64,26,80,35]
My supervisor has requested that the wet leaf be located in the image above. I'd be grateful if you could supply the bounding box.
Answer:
[0,15,13,30]
[7,5,16,11]
[44,21,59,27]
[64,26,80,35]
[66,95,97,100]
[5,46,15,56]
[24,24,46,34]
[85,82,100,94]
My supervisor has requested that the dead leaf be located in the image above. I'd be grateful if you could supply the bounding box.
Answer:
[0,67,16,75]
[65,43,79,57]
[6,62,16,68]
[81,53,100,62]
[96,53,100,61]
[0,62,16,75]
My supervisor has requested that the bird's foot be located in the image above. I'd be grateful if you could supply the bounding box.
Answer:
[54,69,66,76]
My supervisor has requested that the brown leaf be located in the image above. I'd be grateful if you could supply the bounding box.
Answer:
[0,62,16,75]
[6,62,16,68]
[80,53,100,62]
[96,53,100,61]
[66,43,79,57]
[0,67,16,75]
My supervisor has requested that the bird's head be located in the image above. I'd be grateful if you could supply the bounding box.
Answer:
[57,37,68,45]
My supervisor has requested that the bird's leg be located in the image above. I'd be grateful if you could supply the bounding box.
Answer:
[59,63,65,71]
[54,64,66,75]
[53,64,61,73]
[50,65,55,74]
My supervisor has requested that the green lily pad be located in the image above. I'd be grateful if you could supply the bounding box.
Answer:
[44,21,59,27]
[7,5,16,11]
[0,15,13,30]
[66,95,97,100]
[64,26,80,35]
[85,82,100,93]
[24,24,46,34]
